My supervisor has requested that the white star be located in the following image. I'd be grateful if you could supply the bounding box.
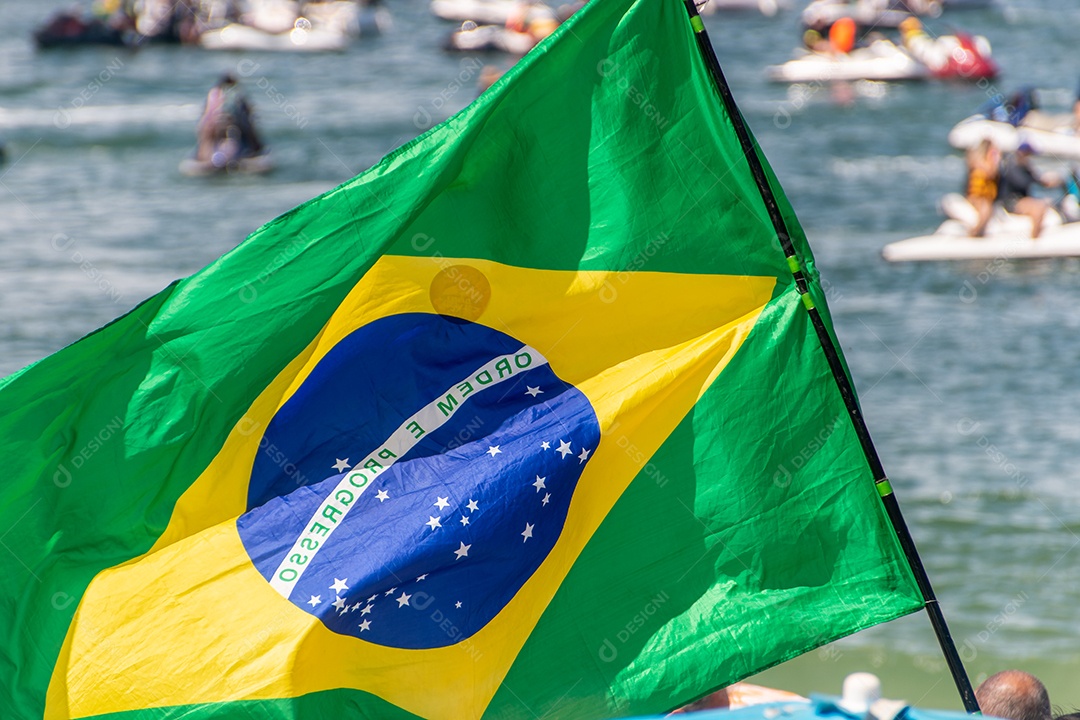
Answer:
[460,515,470,526]
[359,619,371,632]
[455,601,462,609]
[332,458,350,472]
[525,386,543,397]
[385,587,397,596]
[416,574,428,582]
[367,594,377,602]
[454,541,471,560]
[396,592,411,608]
[351,602,361,612]
[578,447,591,463]
[307,595,321,607]
[330,578,349,593]
[426,515,442,531]
[331,596,347,611]
[542,493,550,506]
[487,445,501,457]
[361,603,373,615]
[466,499,479,513]
[556,440,572,458]
[541,441,550,450]
[522,523,534,542]
[533,475,546,492]
[375,489,390,502]
[434,496,450,510]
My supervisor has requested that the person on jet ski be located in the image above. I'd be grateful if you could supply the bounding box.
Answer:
[998,142,1061,238]
[965,138,999,237]
[196,74,264,167]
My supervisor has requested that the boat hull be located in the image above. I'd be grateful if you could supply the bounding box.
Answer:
[883,195,1079,261]
[883,228,1080,261]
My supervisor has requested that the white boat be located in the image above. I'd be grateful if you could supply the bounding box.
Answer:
[699,0,789,16]
[948,114,1080,160]
[801,0,921,30]
[304,1,391,37]
[179,152,275,177]
[766,40,929,83]
[882,193,1080,261]
[445,23,537,53]
[430,0,553,24]
[241,0,301,34]
[199,22,349,52]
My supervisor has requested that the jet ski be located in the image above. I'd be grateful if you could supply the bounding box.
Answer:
[898,18,996,80]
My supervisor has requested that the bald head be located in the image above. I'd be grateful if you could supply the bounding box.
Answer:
[976,670,1051,720]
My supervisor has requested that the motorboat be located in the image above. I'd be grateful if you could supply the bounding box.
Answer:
[766,39,929,83]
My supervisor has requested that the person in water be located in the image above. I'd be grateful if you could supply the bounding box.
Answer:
[998,142,1061,239]
[965,138,1000,237]
[196,73,263,166]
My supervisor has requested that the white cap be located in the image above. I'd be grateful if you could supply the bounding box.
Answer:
[838,672,882,715]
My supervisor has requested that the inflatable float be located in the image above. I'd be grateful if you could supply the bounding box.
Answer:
[882,193,1080,261]
[948,113,1080,160]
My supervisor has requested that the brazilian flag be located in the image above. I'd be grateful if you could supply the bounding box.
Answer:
[1,0,923,718]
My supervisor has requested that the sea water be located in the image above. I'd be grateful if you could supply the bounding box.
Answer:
[1,0,1079,711]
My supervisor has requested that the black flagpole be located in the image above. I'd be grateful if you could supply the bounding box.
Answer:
[678,0,980,713]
